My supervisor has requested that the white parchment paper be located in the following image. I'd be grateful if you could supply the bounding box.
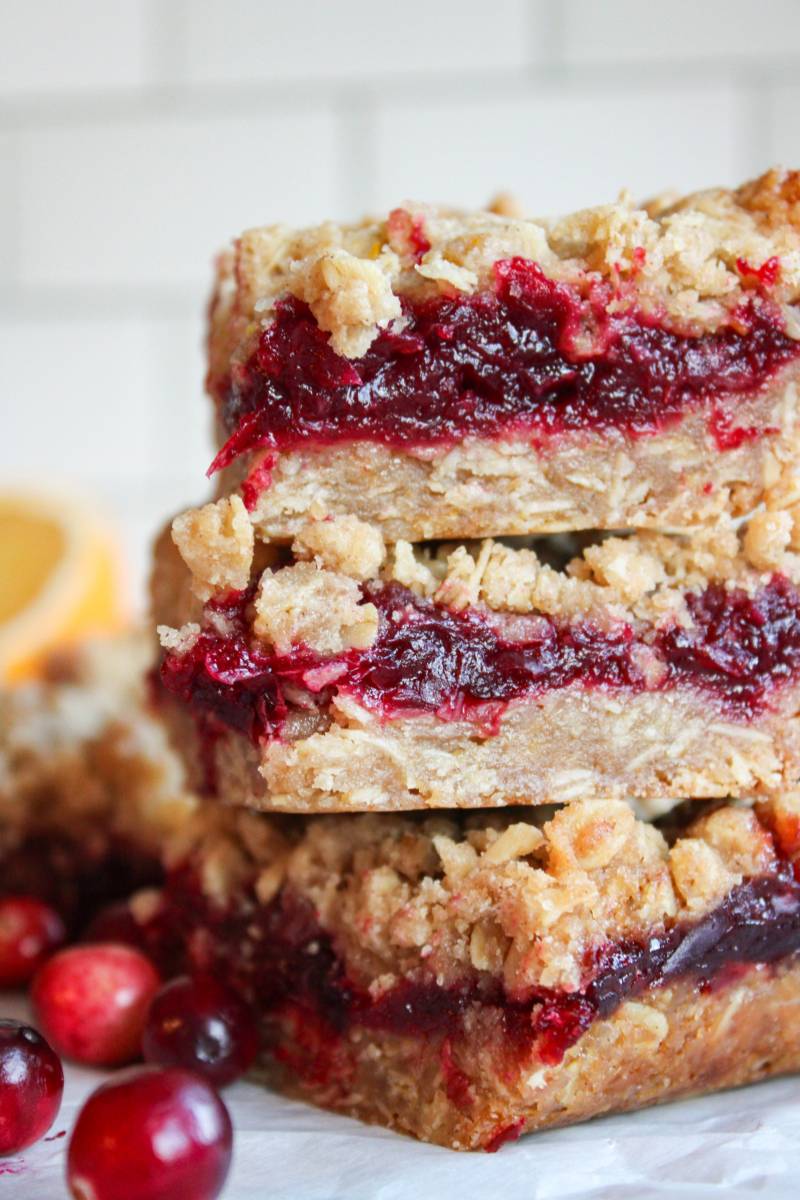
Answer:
[2,994,798,1199]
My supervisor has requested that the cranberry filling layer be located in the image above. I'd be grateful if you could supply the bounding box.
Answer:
[159,575,800,749]
[159,856,800,1084]
[211,259,799,475]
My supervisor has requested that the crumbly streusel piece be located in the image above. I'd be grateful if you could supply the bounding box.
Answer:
[154,513,800,813]
[137,796,800,1150]
[0,634,195,926]
[207,169,800,542]
[171,496,254,601]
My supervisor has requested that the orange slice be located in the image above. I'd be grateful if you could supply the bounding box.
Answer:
[0,491,127,682]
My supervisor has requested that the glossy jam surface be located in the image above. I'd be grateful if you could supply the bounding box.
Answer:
[541,866,800,1060]
[346,584,639,722]
[160,857,800,1089]
[659,576,800,710]
[159,576,800,753]
[211,259,798,474]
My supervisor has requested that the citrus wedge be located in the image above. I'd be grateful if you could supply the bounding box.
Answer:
[0,491,127,682]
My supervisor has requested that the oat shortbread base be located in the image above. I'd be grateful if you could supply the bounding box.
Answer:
[256,966,800,1150]
[155,512,800,814]
[0,635,195,921]
[159,685,799,816]
[154,795,800,1150]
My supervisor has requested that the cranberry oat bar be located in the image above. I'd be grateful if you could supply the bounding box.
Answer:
[153,505,800,812]
[132,795,800,1150]
[207,169,800,542]
[0,636,194,927]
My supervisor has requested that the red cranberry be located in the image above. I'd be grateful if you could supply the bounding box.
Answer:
[31,943,160,1067]
[143,973,258,1087]
[0,1021,63,1155]
[66,1066,232,1200]
[82,901,143,949]
[0,896,65,987]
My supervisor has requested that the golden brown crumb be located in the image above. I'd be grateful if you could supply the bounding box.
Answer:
[743,509,793,570]
[687,806,776,876]
[171,794,781,1001]
[157,623,201,655]
[580,538,666,603]
[486,191,525,219]
[734,168,800,231]
[172,497,254,601]
[668,838,737,911]
[386,541,439,594]
[253,562,378,654]
[287,247,402,358]
[292,516,386,581]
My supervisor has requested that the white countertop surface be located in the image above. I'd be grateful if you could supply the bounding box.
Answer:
[2,993,798,1200]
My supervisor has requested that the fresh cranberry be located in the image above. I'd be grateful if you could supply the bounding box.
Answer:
[31,943,160,1067]
[143,973,258,1087]
[82,901,143,949]
[66,1066,232,1200]
[0,896,65,988]
[0,1021,63,1155]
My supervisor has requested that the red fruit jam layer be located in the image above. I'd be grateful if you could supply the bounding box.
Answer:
[159,575,800,756]
[155,849,800,1140]
[210,258,799,475]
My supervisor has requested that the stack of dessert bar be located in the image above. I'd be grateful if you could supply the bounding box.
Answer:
[147,169,800,1150]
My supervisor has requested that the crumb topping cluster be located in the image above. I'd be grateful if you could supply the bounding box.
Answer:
[171,496,254,602]
[166,797,788,997]
[166,507,800,654]
[209,170,800,375]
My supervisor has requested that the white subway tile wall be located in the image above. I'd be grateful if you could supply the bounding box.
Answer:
[766,83,800,165]
[1,0,799,606]
[18,110,340,290]
[561,0,800,63]
[0,1,149,97]
[179,0,538,84]
[372,83,745,212]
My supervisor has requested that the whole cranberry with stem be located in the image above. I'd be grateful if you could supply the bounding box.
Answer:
[143,973,259,1087]
[66,1066,232,1200]
[0,896,65,988]
[0,1020,63,1155]
[32,943,160,1067]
